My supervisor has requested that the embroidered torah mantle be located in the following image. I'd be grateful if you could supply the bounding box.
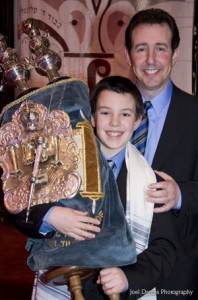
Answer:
[0,78,136,270]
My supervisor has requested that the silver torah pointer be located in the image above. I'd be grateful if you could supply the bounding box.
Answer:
[26,136,45,222]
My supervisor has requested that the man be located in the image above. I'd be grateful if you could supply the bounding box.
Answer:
[124,8,198,299]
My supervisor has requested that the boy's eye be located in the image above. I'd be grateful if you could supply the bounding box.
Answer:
[123,113,131,117]
[100,111,109,115]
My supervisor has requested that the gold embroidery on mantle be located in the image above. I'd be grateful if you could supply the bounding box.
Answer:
[74,121,104,201]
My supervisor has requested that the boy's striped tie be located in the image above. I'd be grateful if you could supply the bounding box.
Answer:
[107,159,116,171]
[131,101,152,155]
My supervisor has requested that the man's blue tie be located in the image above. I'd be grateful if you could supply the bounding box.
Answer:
[131,101,152,155]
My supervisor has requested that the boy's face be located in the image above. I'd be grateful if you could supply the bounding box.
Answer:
[91,90,141,157]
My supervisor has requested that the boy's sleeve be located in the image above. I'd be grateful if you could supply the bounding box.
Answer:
[12,202,61,238]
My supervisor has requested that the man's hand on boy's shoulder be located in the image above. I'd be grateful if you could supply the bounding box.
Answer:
[145,170,180,213]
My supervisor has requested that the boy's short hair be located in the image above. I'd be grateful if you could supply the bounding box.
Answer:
[90,75,144,120]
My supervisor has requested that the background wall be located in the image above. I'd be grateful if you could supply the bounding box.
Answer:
[0,0,14,111]
[14,0,195,94]
[193,0,198,95]
[0,2,197,298]
[0,7,34,300]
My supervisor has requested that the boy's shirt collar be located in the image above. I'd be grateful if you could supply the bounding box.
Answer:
[102,147,125,179]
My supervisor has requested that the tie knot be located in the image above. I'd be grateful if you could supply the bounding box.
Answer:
[144,101,152,112]
[107,159,116,170]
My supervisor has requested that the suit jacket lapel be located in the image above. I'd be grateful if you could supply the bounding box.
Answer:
[152,85,189,169]
[117,160,127,212]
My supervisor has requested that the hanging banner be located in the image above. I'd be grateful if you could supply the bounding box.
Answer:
[15,0,194,93]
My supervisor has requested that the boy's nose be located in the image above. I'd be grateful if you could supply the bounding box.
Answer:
[109,116,120,126]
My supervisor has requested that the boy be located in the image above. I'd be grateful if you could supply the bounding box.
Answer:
[85,75,177,299]
[1,77,136,300]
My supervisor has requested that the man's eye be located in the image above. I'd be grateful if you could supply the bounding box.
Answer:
[123,113,131,117]
[156,46,166,52]
[137,47,145,53]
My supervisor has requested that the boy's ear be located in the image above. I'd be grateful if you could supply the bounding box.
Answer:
[91,115,95,127]
[134,115,142,130]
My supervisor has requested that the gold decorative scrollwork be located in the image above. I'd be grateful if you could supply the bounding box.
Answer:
[0,100,82,214]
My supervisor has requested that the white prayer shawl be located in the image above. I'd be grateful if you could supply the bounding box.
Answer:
[31,270,71,300]
[125,142,157,299]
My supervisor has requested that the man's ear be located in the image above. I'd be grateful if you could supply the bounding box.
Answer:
[172,47,179,66]
[91,114,95,127]
[125,48,131,66]
[134,115,142,130]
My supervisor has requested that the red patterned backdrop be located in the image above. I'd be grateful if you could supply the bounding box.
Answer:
[15,0,195,93]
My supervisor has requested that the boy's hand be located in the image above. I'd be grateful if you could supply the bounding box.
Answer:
[48,207,100,240]
[97,267,128,295]
[146,170,180,212]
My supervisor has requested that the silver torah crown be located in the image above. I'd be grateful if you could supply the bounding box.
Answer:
[22,18,62,83]
[0,18,63,94]
[0,33,31,94]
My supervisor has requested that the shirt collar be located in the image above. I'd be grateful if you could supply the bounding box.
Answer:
[102,147,125,175]
[141,80,172,117]
[110,147,125,169]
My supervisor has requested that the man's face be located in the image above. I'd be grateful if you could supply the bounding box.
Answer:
[91,90,141,157]
[126,23,179,98]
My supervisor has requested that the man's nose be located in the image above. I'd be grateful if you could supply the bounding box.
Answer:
[146,48,155,64]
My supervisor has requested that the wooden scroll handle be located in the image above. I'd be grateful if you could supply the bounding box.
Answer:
[109,294,120,300]
[69,274,85,300]
[44,266,120,300]
[69,276,120,300]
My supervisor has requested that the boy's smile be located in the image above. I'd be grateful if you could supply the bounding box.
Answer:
[91,90,141,157]
[105,130,123,138]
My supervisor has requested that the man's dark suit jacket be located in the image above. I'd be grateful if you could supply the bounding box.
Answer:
[150,84,198,298]
[122,85,198,299]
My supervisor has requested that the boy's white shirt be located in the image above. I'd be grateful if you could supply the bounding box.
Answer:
[125,142,157,299]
